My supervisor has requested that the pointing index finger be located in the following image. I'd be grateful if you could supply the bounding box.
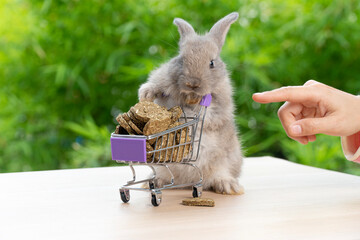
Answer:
[252,86,318,104]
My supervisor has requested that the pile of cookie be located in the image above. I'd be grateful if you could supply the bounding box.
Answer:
[115,101,192,163]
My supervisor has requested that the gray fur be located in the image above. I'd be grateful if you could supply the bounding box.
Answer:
[209,12,239,50]
[138,12,243,194]
[173,18,195,44]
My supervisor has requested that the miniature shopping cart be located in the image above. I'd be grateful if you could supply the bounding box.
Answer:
[110,94,211,206]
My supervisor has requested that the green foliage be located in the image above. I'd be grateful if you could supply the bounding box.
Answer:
[1,0,360,175]
[63,116,112,168]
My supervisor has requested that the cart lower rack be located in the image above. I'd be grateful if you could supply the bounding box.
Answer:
[110,94,211,206]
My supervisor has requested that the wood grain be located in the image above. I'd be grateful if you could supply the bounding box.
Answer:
[1,157,360,240]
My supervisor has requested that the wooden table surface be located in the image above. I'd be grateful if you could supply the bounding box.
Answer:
[1,157,360,240]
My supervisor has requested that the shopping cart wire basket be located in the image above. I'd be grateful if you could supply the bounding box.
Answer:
[110,94,211,206]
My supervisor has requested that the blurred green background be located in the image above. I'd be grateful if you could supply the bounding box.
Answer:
[1,0,360,175]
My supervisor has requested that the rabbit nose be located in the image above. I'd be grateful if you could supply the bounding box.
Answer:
[186,82,199,89]
[185,78,201,89]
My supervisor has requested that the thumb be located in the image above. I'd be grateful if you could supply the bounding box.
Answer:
[289,117,334,136]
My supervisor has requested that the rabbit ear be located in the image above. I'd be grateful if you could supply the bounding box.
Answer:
[208,12,239,50]
[173,18,196,43]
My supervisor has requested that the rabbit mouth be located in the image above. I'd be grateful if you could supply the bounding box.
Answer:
[181,92,202,105]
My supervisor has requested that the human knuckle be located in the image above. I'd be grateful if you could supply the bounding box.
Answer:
[304,80,318,86]
[307,80,326,92]
[311,82,323,89]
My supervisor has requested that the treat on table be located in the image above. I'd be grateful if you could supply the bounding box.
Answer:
[182,198,215,207]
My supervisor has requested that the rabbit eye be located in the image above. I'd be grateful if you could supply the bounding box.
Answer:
[209,60,215,69]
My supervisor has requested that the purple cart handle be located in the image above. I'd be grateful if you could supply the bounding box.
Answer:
[200,94,212,107]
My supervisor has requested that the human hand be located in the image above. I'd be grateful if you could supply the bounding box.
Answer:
[252,80,360,144]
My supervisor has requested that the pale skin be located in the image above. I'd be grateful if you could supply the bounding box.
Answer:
[252,80,360,145]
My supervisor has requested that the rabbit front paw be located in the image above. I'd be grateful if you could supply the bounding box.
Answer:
[212,178,244,195]
[138,83,159,102]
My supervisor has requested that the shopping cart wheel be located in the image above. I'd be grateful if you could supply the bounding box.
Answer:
[192,184,203,198]
[120,189,130,203]
[151,191,162,207]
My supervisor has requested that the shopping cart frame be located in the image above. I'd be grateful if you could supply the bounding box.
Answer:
[110,94,211,206]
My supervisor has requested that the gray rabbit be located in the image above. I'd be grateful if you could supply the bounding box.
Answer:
[138,12,243,195]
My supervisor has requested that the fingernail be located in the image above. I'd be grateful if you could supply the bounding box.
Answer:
[291,125,302,135]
